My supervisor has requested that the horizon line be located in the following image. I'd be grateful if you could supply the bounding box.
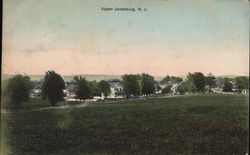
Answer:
[2,73,249,78]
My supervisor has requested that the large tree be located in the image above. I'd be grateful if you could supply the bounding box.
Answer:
[73,76,91,101]
[42,71,65,106]
[7,75,33,105]
[121,74,140,97]
[187,72,205,92]
[2,79,9,97]
[205,73,216,87]
[177,81,197,94]
[205,73,216,93]
[89,80,101,97]
[141,73,155,96]
[223,78,233,92]
[98,80,111,98]
[235,76,249,91]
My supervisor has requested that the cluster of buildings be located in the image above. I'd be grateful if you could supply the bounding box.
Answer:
[156,78,248,95]
[155,81,180,94]
[210,79,248,94]
[29,77,248,100]
[29,80,126,100]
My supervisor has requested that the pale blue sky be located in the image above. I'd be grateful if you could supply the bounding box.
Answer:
[3,0,249,76]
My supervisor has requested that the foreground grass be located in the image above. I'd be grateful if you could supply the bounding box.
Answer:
[1,94,248,154]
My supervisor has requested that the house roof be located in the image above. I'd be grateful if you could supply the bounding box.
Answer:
[108,82,120,88]
[163,82,174,87]
[66,84,78,90]
[34,83,42,90]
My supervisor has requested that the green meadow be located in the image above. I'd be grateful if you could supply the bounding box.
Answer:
[1,94,248,155]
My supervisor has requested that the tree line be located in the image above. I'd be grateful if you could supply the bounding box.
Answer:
[4,71,249,106]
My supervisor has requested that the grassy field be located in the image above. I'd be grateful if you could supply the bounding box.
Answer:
[1,97,69,111]
[1,94,248,154]
[1,79,68,111]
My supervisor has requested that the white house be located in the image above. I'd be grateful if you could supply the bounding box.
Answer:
[242,89,249,94]
[160,82,174,89]
[30,81,43,98]
[108,82,124,98]
[160,82,180,95]
[171,83,180,94]
[65,84,78,97]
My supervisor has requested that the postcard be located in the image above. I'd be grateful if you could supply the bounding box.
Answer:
[1,0,249,154]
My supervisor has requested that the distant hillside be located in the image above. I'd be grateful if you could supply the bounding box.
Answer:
[2,74,163,82]
[3,74,248,82]
[217,75,249,78]
[2,74,122,82]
